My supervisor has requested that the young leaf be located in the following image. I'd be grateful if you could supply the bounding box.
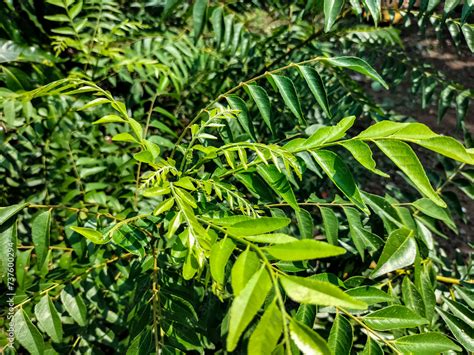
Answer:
[374,140,446,207]
[363,305,428,331]
[372,228,417,278]
[247,300,283,354]
[328,313,353,355]
[393,332,462,354]
[339,140,389,177]
[192,0,207,42]
[210,238,235,285]
[32,210,51,268]
[324,0,344,32]
[13,309,45,355]
[0,203,27,225]
[302,116,356,150]
[270,74,304,124]
[280,276,367,309]
[227,266,272,352]
[320,207,338,245]
[265,239,346,261]
[297,66,331,117]
[231,249,260,296]
[244,233,297,244]
[226,95,256,140]
[61,285,87,326]
[225,216,290,236]
[257,164,300,211]
[322,56,388,89]
[290,318,331,355]
[70,226,109,244]
[35,295,63,343]
[245,84,273,133]
[311,150,369,213]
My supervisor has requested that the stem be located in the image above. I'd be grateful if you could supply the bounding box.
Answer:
[28,203,119,220]
[134,94,158,208]
[338,307,401,354]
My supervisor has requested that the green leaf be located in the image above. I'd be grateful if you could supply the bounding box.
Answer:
[413,198,457,232]
[323,56,388,89]
[344,207,383,259]
[93,115,125,124]
[302,116,356,150]
[437,309,474,351]
[372,228,416,278]
[363,305,428,331]
[374,140,446,207]
[210,238,235,285]
[402,277,425,317]
[415,260,436,322]
[444,299,474,327]
[13,309,45,355]
[127,329,153,355]
[265,239,346,261]
[297,66,331,117]
[153,197,175,216]
[445,0,461,14]
[0,203,27,225]
[210,7,224,47]
[61,285,87,326]
[112,225,145,258]
[227,266,272,351]
[394,332,462,354]
[247,300,283,354]
[339,140,389,177]
[70,226,109,244]
[295,304,316,327]
[324,0,344,32]
[320,207,338,245]
[192,0,207,42]
[226,95,256,140]
[257,164,300,211]
[78,97,110,110]
[328,313,353,355]
[311,150,368,213]
[231,249,260,296]
[413,136,474,165]
[245,84,273,133]
[290,318,331,355]
[360,337,383,355]
[281,276,367,309]
[225,216,290,236]
[35,295,63,343]
[270,74,304,124]
[296,208,313,239]
[32,210,51,268]
[462,24,474,52]
[362,0,381,26]
[345,286,393,305]
[454,286,474,308]
[112,132,139,143]
[244,233,297,244]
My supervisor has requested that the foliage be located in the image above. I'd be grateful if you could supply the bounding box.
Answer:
[0,0,473,354]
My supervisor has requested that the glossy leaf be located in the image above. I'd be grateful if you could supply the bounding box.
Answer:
[60,285,87,326]
[311,150,368,213]
[372,228,417,278]
[320,207,338,245]
[290,318,331,355]
[13,309,45,355]
[437,309,474,351]
[345,286,393,305]
[297,65,331,117]
[226,95,256,140]
[70,226,109,244]
[227,266,272,351]
[32,210,51,268]
[246,84,273,133]
[210,238,235,285]
[0,203,27,225]
[324,0,344,32]
[257,164,300,211]
[270,74,304,124]
[192,0,207,42]
[363,305,428,330]
[231,249,260,295]
[225,216,290,236]
[247,300,282,354]
[35,295,63,343]
[394,332,462,354]
[328,313,353,355]
[265,239,346,261]
[281,276,367,309]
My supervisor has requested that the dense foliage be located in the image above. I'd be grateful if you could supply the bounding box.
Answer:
[1,0,473,354]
